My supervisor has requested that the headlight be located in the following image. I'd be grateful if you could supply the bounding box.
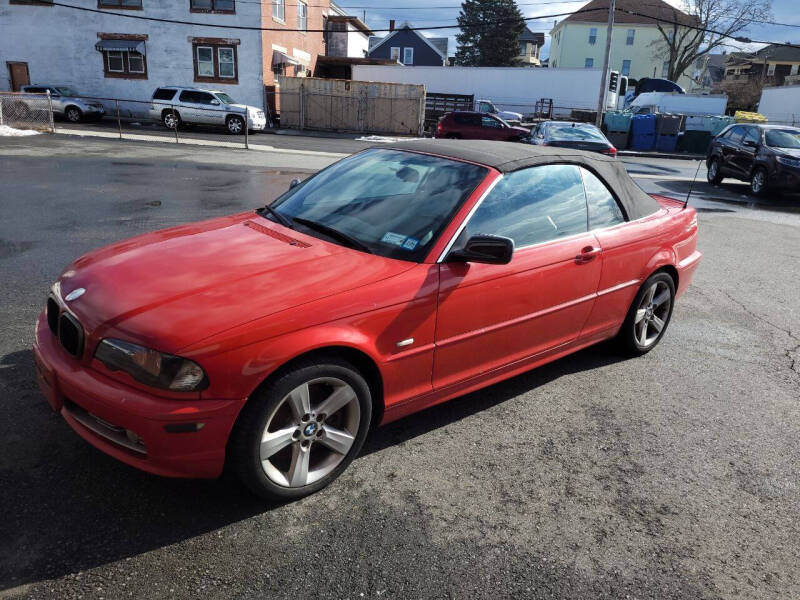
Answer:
[776,156,800,168]
[95,338,208,392]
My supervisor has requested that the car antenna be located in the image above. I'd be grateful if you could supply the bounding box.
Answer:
[683,159,703,210]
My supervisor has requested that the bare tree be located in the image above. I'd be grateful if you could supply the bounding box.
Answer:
[649,0,772,82]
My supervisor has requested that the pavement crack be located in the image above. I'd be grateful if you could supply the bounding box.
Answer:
[723,291,800,378]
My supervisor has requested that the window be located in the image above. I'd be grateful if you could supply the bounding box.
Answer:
[272,0,284,21]
[453,113,480,126]
[193,42,238,82]
[98,0,142,8]
[767,63,776,77]
[390,47,400,61]
[519,42,527,55]
[725,126,745,143]
[742,126,760,145]
[626,29,635,45]
[100,46,147,79]
[179,90,216,104]
[403,47,414,65]
[297,0,307,31]
[662,60,670,78]
[481,116,503,128]
[462,165,588,248]
[190,0,234,12]
[791,64,799,75]
[585,58,594,68]
[588,27,597,45]
[152,88,177,101]
[621,59,631,76]
[667,30,675,43]
[581,168,625,229]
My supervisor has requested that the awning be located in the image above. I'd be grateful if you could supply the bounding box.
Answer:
[95,39,146,55]
[272,50,300,66]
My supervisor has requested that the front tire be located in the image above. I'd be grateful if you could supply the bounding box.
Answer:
[230,358,373,501]
[226,115,245,135]
[706,158,722,184]
[65,106,83,123]
[749,167,768,197]
[617,272,675,356]
[162,110,181,130]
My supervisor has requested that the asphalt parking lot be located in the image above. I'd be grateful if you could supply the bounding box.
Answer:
[1,135,798,599]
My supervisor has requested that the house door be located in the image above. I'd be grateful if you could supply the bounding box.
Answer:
[7,62,30,92]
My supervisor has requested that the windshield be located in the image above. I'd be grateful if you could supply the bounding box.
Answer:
[548,124,606,142]
[215,92,237,104]
[54,86,79,96]
[267,149,488,261]
[765,129,800,149]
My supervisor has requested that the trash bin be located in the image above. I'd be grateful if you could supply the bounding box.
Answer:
[630,114,656,151]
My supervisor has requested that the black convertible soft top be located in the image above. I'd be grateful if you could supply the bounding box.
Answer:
[383,139,660,221]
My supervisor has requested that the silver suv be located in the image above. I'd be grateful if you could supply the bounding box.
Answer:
[19,85,106,122]
[149,86,267,134]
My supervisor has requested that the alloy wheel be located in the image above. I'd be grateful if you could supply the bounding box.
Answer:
[259,377,360,488]
[67,108,81,122]
[163,113,178,129]
[228,117,244,134]
[751,170,766,194]
[707,161,717,180]
[634,280,671,348]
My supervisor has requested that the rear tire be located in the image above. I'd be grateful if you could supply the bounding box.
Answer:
[229,357,372,501]
[162,110,181,130]
[616,272,675,356]
[706,158,722,184]
[749,167,768,197]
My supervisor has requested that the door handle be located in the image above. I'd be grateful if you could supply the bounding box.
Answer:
[575,246,602,264]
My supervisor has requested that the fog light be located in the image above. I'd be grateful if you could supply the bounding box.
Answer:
[164,422,206,433]
[126,429,142,445]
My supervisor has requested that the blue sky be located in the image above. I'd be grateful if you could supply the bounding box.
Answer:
[342,0,799,58]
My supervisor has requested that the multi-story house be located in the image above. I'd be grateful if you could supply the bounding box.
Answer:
[367,22,448,67]
[722,45,800,87]
[548,0,696,89]
[1,0,332,114]
[517,28,545,67]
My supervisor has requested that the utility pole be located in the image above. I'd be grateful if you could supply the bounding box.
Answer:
[595,0,616,127]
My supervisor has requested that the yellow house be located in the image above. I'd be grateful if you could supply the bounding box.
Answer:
[548,0,696,89]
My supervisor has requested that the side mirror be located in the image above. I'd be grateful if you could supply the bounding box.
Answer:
[446,235,514,265]
[289,178,301,189]
[743,140,758,148]
[210,99,221,105]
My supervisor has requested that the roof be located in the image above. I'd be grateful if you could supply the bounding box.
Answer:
[559,0,697,27]
[368,25,448,60]
[327,14,373,36]
[520,27,545,46]
[753,44,800,63]
[381,139,660,220]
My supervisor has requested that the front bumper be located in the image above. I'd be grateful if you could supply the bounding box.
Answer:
[249,115,267,130]
[33,313,243,478]
[768,165,800,190]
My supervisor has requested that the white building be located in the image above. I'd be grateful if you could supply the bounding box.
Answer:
[1,0,265,115]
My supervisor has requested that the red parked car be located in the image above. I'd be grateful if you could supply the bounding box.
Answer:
[436,111,530,141]
[34,140,701,500]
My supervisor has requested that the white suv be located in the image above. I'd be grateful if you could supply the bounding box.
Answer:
[149,86,267,134]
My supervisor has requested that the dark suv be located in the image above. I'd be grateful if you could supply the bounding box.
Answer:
[436,111,529,141]
[707,124,800,196]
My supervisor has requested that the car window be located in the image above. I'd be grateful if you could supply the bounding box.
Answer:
[153,88,177,101]
[482,116,503,128]
[24,87,46,94]
[454,113,480,126]
[581,168,625,229]
[270,149,487,262]
[765,129,800,149]
[478,102,492,113]
[549,125,607,142]
[179,91,215,104]
[725,126,745,144]
[215,92,236,104]
[742,127,760,145]
[462,164,588,248]
[54,86,78,96]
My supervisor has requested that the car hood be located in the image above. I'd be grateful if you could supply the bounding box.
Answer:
[57,212,413,352]
[511,125,531,135]
[498,111,523,120]
[777,148,800,159]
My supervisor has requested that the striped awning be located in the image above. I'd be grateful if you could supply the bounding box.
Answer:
[95,39,146,55]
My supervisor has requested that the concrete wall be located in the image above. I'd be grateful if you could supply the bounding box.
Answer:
[0,0,264,115]
[549,22,693,89]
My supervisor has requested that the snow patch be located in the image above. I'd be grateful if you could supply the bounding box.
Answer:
[0,125,41,137]
[355,135,424,143]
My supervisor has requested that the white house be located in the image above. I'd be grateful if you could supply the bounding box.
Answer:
[1,0,265,115]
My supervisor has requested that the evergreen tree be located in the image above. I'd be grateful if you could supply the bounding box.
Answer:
[455,0,526,66]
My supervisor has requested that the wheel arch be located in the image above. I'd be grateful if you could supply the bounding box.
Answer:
[642,249,679,290]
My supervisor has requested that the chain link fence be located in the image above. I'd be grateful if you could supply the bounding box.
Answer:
[0,92,54,132]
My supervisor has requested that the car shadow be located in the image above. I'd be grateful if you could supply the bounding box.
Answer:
[0,343,627,590]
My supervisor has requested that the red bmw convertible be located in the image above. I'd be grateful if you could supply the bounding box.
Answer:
[34,140,700,500]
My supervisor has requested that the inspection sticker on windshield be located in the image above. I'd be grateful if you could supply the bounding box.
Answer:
[402,237,418,250]
[381,232,407,246]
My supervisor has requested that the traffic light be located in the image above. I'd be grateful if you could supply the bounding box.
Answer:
[609,71,619,93]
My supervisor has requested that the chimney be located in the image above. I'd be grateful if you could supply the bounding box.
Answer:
[389,20,395,32]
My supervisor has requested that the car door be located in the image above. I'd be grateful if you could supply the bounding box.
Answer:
[177,90,203,124]
[734,126,761,176]
[718,126,745,176]
[433,164,602,390]
[480,115,508,140]
[193,91,222,125]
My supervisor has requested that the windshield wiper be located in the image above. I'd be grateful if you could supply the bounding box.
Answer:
[291,217,372,254]
[259,204,294,229]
